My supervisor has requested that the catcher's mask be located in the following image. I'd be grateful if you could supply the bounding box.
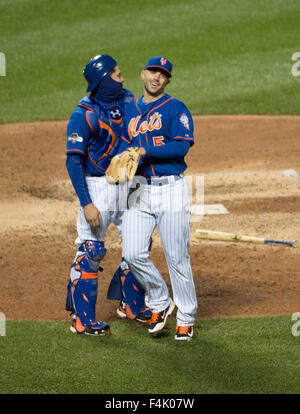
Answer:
[83,54,117,92]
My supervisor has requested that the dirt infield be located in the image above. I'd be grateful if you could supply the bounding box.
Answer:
[0,116,299,322]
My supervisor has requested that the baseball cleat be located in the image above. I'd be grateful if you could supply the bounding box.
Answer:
[117,301,152,324]
[174,325,193,341]
[70,315,77,333]
[148,298,175,335]
[136,307,152,324]
[84,322,111,336]
[116,301,127,319]
[70,317,111,336]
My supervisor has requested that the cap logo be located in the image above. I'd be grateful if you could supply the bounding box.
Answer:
[160,57,167,66]
[94,62,103,70]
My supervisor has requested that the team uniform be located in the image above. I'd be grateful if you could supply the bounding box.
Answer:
[65,55,151,336]
[119,91,198,333]
[66,93,131,243]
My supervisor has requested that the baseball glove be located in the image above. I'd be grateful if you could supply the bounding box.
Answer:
[106,147,141,183]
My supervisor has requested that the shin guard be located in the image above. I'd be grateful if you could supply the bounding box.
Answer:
[107,260,152,321]
[66,241,106,333]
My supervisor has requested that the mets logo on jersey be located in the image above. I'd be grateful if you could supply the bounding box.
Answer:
[128,112,162,138]
[179,113,190,131]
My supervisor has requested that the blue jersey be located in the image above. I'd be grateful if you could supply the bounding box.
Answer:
[120,93,194,177]
[67,89,135,176]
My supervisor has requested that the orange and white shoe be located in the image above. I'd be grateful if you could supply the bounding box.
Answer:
[148,299,175,335]
[174,325,193,341]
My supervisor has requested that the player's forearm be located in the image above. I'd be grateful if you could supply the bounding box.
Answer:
[143,139,190,159]
[66,154,92,206]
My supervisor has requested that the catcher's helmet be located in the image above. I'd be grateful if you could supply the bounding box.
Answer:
[83,54,117,92]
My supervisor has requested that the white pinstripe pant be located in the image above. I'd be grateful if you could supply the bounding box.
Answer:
[70,176,124,283]
[75,176,123,246]
[122,175,198,326]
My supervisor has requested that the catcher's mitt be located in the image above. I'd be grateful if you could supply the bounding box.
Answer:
[106,147,141,183]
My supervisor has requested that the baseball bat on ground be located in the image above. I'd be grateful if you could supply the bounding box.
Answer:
[195,229,298,248]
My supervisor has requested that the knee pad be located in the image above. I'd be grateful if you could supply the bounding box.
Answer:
[80,240,107,262]
[71,241,106,281]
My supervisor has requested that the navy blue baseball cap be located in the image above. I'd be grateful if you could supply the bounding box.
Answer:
[144,56,172,77]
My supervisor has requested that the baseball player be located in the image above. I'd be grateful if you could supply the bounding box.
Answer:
[65,54,151,336]
[115,56,198,341]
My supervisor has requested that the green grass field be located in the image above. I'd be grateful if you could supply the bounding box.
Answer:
[1,0,300,395]
[0,316,300,394]
[0,0,300,122]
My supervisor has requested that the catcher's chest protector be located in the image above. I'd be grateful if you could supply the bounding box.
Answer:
[80,98,124,173]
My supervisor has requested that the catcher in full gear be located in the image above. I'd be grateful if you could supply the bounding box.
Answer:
[65,54,151,336]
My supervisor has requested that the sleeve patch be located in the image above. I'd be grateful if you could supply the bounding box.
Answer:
[179,113,190,131]
[68,132,84,144]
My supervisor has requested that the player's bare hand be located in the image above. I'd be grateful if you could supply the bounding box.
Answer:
[84,203,101,227]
